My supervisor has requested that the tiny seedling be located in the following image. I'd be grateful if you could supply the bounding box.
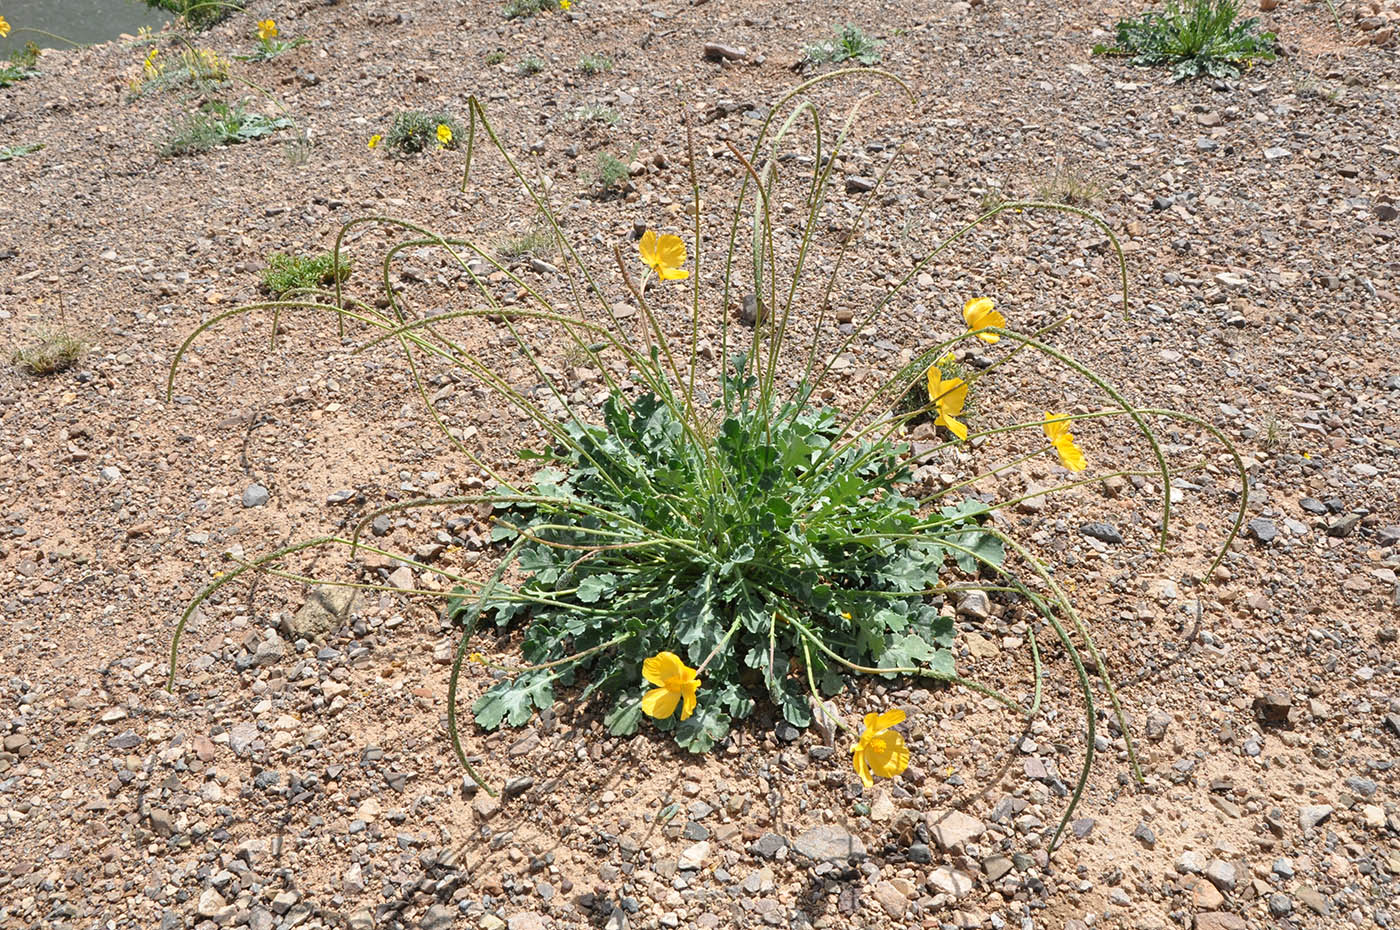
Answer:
[12,327,87,375]
[578,53,613,74]
[485,49,507,65]
[161,100,291,156]
[518,56,547,75]
[594,151,630,193]
[385,111,463,154]
[261,252,352,296]
[804,24,883,66]
[1036,165,1104,207]
[1094,0,1276,81]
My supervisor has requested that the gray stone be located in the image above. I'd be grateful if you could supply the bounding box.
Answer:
[1132,822,1156,848]
[419,904,455,930]
[1176,850,1207,874]
[872,880,908,917]
[280,585,355,643]
[242,483,270,508]
[752,832,787,858]
[1299,804,1333,829]
[846,176,876,193]
[928,867,973,898]
[929,809,985,850]
[791,824,865,861]
[1205,859,1236,891]
[1079,522,1123,544]
[678,840,709,870]
[1263,146,1291,162]
[1344,776,1378,798]
[227,721,259,757]
[1296,886,1330,915]
[1268,894,1293,917]
[1246,518,1276,543]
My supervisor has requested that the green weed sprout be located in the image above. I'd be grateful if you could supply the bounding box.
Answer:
[167,74,1245,844]
[384,111,463,154]
[236,18,308,61]
[804,24,883,66]
[161,100,290,156]
[261,251,351,296]
[1094,0,1276,81]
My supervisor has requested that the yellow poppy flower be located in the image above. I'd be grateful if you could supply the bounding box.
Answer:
[256,19,278,40]
[560,0,571,8]
[436,123,453,145]
[926,367,968,441]
[852,708,911,787]
[638,229,690,281]
[0,16,10,39]
[962,297,1005,344]
[640,651,700,721]
[1043,412,1087,472]
[367,134,382,149]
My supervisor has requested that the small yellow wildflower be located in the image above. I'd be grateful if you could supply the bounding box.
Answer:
[560,0,571,9]
[641,651,701,722]
[257,19,278,40]
[0,16,10,39]
[852,708,911,787]
[1043,412,1087,472]
[638,229,689,281]
[962,296,1005,344]
[436,123,453,145]
[468,652,485,664]
[926,366,969,441]
[367,133,382,149]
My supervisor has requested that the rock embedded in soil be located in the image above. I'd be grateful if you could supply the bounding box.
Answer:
[242,483,270,507]
[1079,522,1123,544]
[1246,518,1277,544]
[1299,804,1333,830]
[791,824,864,861]
[929,809,985,850]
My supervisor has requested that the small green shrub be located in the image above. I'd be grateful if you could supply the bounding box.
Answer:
[161,100,291,156]
[0,42,40,88]
[1036,166,1104,207]
[0,143,43,161]
[12,327,87,375]
[804,24,883,66]
[572,103,619,126]
[385,111,463,154]
[503,0,558,19]
[578,53,613,74]
[261,252,351,296]
[485,49,507,65]
[1094,0,1276,81]
[518,55,547,75]
[497,223,555,262]
[594,151,630,192]
[140,0,243,31]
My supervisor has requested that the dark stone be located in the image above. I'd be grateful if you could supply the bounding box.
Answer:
[1253,692,1292,727]
[1246,518,1277,544]
[1132,823,1156,848]
[752,832,787,859]
[1080,522,1123,544]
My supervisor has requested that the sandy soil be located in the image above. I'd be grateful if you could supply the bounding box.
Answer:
[1,1,1398,929]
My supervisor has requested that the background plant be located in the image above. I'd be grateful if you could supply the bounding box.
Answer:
[384,110,463,154]
[804,24,883,66]
[140,0,243,31]
[161,100,291,156]
[503,0,559,20]
[0,41,40,88]
[260,251,351,296]
[168,76,1245,844]
[0,142,43,161]
[131,45,229,96]
[577,52,613,75]
[12,326,86,375]
[1094,0,1276,81]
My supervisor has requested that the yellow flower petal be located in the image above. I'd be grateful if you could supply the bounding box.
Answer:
[367,134,382,149]
[642,686,680,720]
[874,708,905,730]
[937,412,968,441]
[679,682,698,721]
[867,731,911,779]
[0,16,10,39]
[1053,434,1087,472]
[852,746,874,787]
[655,233,686,269]
[639,229,659,270]
[436,123,453,145]
[936,377,968,417]
[962,296,1005,344]
[257,19,278,40]
[642,651,682,687]
[1042,411,1072,442]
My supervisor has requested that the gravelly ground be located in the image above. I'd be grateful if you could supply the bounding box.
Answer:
[1,1,1399,929]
